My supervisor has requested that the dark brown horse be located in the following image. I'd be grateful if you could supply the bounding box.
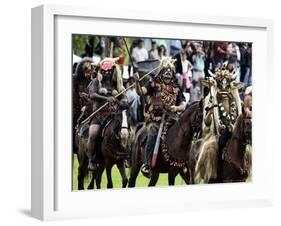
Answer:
[76,103,131,190]
[128,101,202,187]
[76,122,91,190]
[87,103,132,189]
[220,110,252,182]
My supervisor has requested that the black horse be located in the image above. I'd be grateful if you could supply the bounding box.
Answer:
[220,110,252,182]
[128,101,202,187]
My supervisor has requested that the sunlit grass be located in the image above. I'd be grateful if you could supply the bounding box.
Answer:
[72,144,252,190]
[72,154,185,190]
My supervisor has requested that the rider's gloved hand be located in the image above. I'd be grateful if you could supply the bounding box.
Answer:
[107,96,116,103]
[133,72,140,82]
[170,105,178,112]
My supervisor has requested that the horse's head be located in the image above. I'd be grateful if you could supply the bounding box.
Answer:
[111,100,133,149]
[175,101,202,139]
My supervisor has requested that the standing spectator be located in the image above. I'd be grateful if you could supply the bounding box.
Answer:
[244,44,252,87]
[173,43,190,75]
[212,42,228,70]
[227,42,240,63]
[127,39,139,76]
[148,41,159,60]
[185,40,195,59]
[179,52,193,92]
[131,39,148,62]
[192,44,205,84]
[126,77,140,124]
[189,80,201,103]
[170,39,182,57]
[158,44,167,60]
[154,39,168,50]
[239,43,248,82]
[226,42,240,81]
[203,42,213,76]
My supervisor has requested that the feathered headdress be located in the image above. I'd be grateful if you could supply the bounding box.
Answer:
[158,57,177,78]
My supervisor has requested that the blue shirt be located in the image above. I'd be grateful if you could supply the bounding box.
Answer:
[192,53,205,72]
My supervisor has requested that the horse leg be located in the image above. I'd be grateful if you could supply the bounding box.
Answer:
[168,168,178,186]
[77,156,88,190]
[189,154,195,184]
[105,161,113,189]
[87,170,96,190]
[148,171,159,187]
[190,167,195,184]
[95,164,105,189]
[179,169,190,185]
[117,161,128,188]
[128,160,142,188]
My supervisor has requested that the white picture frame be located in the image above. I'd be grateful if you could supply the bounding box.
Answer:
[31,4,274,221]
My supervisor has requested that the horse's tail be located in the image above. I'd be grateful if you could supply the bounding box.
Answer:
[194,134,218,183]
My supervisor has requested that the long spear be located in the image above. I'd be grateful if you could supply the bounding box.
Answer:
[80,65,161,125]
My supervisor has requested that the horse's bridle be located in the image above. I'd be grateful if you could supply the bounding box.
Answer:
[111,108,130,140]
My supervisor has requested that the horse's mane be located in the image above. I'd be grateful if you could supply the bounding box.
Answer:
[180,101,200,120]
[174,101,201,132]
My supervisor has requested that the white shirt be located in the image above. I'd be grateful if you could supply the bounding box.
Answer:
[181,60,189,74]
[227,43,241,61]
[131,47,148,62]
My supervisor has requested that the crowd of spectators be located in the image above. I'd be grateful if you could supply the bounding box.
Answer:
[74,36,252,107]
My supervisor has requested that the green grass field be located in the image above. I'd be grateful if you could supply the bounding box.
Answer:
[72,154,186,190]
[72,144,252,190]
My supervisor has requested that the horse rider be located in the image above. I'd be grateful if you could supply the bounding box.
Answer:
[73,58,97,151]
[87,57,129,171]
[133,58,186,176]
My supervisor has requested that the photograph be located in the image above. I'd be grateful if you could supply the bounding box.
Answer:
[72,35,252,190]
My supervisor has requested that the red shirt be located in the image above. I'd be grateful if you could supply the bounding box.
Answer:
[214,42,227,60]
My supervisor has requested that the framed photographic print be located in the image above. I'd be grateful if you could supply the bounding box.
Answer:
[31,4,274,221]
